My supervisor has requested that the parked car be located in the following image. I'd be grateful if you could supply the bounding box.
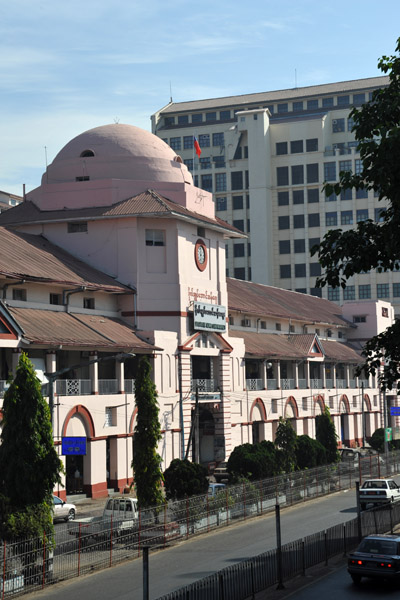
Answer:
[359,478,400,510]
[208,483,226,498]
[348,534,400,584]
[53,495,76,522]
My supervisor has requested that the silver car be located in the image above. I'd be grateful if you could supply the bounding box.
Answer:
[53,495,76,522]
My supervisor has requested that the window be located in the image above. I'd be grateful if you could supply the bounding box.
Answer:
[201,175,212,192]
[322,97,334,107]
[233,243,245,257]
[233,219,244,231]
[105,407,116,427]
[293,214,304,228]
[359,284,371,299]
[178,114,189,125]
[326,212,337,226]
[169,137,181,151]
[355,159,362,175]
[295,263,306,277]
[200,157,211,169]
[328,287,340,301]
[260,321,267,329]
[308,189,319,203]
[184,159,193,171]
[233,196,243,210]
[198,134,210,147]
[220,110,231,120]
[214,156,225,168]
[353,315,366,323]
[382,307,389,318]
[293,101,303,111]
[377,283,389,298]
[375,208,386,222]
[80,149,94,158]
[277,167,289,186]
[309,237,320,250]
[231,171,243,190]
[294,239,305,253]
[356,209,369,222]
[393,283,400,297]
[293,190,304,204]
[343,286,355,300]
[353,93,365,105]
[12,288,27,301]
[307,99,318,110]
[291,140,303,153]
[277,216,290,231]
[341,188,352,201]
[310,288,322,298]
[213,132,224,146]
[339,160,352,173]
[280,265,291,278]
[206,112,217,122]
[356,188,368,199]
[83,297,95,309]
[279,240,290,254]
[68,222,88,233]
[234,268,246,280]
[278,191,289,206]
[307,163,319,183]
[164,116,175,126]
[308,213,320,227]
[291,165,304,185]
[337,95,350,106]
[245,171,249,189]
[325,191,337,202]
[192,113,203,123]
[324,162,336,181]
[216,197,227,211]
[183,136,193,149]
[276,142,288,155]
[310,263,321,276]
[277,103,288,113]
[341,210,353,225]
[146,229,165,246]
[215,173,226,192]
[347,117,354,131]
[332,118,345,132]
[306,138,318,152]
[296,288,307,293]
[275,323,282,331]
[50,293,61,305]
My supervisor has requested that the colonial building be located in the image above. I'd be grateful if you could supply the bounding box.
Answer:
[0,124,393,498]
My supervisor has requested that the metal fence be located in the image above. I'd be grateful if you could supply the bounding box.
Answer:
[1,451,400,598]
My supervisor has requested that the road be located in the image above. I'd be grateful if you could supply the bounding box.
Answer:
[35,485,366,600]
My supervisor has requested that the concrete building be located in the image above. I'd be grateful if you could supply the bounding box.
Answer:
[0,190,22,212]
[0,124,394,499]
[151,76,400,316]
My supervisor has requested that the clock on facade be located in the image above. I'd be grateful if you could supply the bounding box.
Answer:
[194,239,208,271]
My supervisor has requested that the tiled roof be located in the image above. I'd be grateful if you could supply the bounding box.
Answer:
[157,76,389,114]
[228,330,362,362]
[0,190,244,237]
[0,227,129,292]
[227,278,348,327]
[6,305,158,351]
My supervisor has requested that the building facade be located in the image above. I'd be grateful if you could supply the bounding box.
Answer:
[151,76,400,316]
[0,124,395,499]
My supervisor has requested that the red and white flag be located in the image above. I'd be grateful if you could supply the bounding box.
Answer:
[194,136,201,157]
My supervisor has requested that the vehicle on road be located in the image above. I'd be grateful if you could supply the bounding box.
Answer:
[359,478,400,510]
[348,534,400,584]
[53,495,76,522]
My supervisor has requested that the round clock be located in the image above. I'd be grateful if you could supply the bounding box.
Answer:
[195,239,208,271]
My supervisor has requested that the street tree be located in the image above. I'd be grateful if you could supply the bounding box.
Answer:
[315,407,340,463]
[311,37,400,391]
[0,353,63,540]
[163,459,208,500]
[295,435,327,469]
[275,418,298,473]
[132,356,164,508]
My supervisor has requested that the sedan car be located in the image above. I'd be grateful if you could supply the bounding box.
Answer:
[359,478,400,510]
[53,495,76,522]
[348,534,400,584]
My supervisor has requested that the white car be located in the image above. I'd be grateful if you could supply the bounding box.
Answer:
[53,495,76,522]
[359,479,400,510]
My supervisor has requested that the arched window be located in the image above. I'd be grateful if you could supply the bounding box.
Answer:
[80,149,95,158]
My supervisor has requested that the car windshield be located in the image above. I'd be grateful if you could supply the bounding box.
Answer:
[361,480,387,489]
[358,539,398,555]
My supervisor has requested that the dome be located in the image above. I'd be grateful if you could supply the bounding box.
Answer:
[45,123,193,186]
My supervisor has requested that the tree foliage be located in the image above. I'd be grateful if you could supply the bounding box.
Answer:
[295,435,327,470]
[132,356,164,508]
[275,418,298,473]
[316,407,340,464]
[227,441,282,481]
[163,459,208,500]
[311,38,400,391]
[0,353,63,540]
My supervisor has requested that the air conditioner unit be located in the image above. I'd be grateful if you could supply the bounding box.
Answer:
[241,319,251,327]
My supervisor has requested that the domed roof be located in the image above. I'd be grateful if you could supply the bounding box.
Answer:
[45,123,193,187]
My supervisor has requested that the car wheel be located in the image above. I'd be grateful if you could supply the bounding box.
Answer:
[66,509,76,522]
[351,574,362,585]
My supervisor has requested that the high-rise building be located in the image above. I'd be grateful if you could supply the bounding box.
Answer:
[151,76,400,315]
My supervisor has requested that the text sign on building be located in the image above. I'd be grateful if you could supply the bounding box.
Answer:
[193,302,226,332]
[390,407,400,416]
[62,437,87,456]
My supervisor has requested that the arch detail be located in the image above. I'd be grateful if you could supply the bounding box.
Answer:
[250,397,267,422]
[339,395,351,414]
[62,404,95,438]
[284,396,299,419]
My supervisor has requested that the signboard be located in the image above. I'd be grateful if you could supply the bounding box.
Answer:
[62,437,87,456]
[390,406,400,416]
[385,428,392,442]
[393,427,400,441]
[193,302,226,332]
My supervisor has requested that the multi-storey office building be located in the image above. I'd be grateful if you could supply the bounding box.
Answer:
[151,76,400,315]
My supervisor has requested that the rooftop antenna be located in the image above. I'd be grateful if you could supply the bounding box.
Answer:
[170,81,173,103]
[44,146,48,183]
[114,117,120,124]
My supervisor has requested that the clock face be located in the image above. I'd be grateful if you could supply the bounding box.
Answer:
[195,239,208,271]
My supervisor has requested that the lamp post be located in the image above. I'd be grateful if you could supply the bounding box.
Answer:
[44,351,135,429]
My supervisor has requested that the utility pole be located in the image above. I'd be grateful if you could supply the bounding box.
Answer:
[195,386,200,464]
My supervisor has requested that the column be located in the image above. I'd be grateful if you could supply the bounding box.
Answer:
[116,359,125,394]
[276,360,281,389]
[305,360,310,388]
[294,361,299,389]
[90,352,98,394]
[333,364,337,388]
[345,365,350,388]
[11,349,22,374]
[322,362,326,389]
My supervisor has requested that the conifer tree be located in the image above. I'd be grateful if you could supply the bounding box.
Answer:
[315,407,340,464]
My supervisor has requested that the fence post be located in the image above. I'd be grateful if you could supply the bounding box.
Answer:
[356,482,362,541]
[243,482,246,520]
[324,531,328,566]
[226,489,229,525]
[275,504,285,590]
[109,515,113,567]
[42,531,46,588]
[251,560,255,599]
[219,572,225,600]
[186,498,189,539]
[78,523,82,576]
[2,540,6,600]
[390,505,394,534]
[138,508,141,558]
[301,539,305,576]
[303,471,306,502]
[206,494,209,533]
[163,503,167,548]
[343,523,347,556]
[260,481,263,515]
[143,546,149,600]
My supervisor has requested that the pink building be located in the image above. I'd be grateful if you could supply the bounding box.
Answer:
[0,124,394,498]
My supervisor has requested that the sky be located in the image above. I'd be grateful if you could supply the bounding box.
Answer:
[1,0,400,197]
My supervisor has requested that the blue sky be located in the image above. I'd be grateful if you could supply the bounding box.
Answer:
[1,0,399,196]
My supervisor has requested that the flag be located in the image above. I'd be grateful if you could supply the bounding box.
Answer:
[194,136,201,157]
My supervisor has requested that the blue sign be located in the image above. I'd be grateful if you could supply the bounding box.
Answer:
[390,407,400,416]
[62,437,87,456]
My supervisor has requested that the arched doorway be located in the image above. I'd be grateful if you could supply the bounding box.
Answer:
[339,397,350,445]
[250,399,267,444]
[199,408,215,464]
[64,412,88,495]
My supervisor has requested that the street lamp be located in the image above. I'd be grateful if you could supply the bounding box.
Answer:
[44,351,135,428]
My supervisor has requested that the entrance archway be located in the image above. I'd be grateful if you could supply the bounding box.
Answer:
[63,406,94,495]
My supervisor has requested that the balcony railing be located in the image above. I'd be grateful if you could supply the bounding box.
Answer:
[191,379,218,393]
[40,379,136,396]
[266,379,277,390]
[282,379,295,390]
[246,378,264,391]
